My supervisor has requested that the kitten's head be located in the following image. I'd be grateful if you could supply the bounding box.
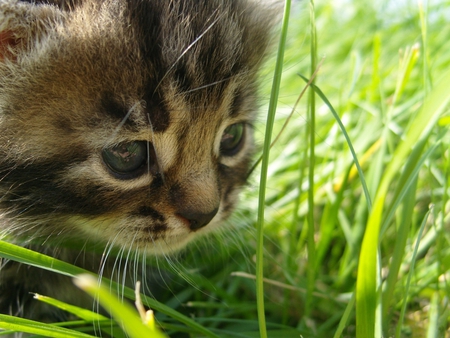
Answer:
[0,0,275,253]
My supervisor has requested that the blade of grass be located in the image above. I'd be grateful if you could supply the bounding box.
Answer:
[315,164,352,271]
[418,0,432,92]
[0,314,95,338]
[298,75,372,210]
[380,176,417,330]
[395,208,430,337]
[304,0,317,320]
[370,33,381,102]
[426,292,439,338]
[380,139,440,237]
[33,294,109,322]
[255,0,291,337]
[333,291,355,338]
[391,44,420,106]
[0,240,91,276]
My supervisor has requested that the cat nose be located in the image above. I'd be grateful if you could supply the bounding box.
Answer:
[178,207,219,230]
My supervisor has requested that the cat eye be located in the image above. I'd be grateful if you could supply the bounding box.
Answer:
[102,141,147,179]
[220,123,245,156]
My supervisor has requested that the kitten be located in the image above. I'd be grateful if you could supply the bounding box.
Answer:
[0,0,275,322]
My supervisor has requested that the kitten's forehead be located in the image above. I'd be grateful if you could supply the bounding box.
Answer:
[51,0,263,132]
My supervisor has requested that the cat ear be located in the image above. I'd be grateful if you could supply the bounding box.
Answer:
[0,0,63,61]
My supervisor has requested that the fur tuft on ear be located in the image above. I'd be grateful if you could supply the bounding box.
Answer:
[0,0,63,61]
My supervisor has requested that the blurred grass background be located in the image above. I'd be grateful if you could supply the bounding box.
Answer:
[1,0,450,337]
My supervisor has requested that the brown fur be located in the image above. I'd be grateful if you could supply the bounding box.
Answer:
[0,0,276,323]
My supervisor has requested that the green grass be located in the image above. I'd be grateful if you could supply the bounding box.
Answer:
[1,0,450,337]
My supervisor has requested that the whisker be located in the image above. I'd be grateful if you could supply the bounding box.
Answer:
[181,78,230,94]
[145,113,166,183]
[109,101,142,142]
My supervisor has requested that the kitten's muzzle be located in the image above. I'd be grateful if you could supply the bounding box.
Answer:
[177,206,219,230]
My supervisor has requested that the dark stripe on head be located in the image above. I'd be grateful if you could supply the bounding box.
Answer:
[143,91,170,132]
[174,64,192,94]
[126,0,163,67]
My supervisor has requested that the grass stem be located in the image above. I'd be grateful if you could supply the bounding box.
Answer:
[255,1,291,337]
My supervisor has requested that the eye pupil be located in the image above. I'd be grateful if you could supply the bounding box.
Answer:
[220,123,245,156]
[102,141,147,178]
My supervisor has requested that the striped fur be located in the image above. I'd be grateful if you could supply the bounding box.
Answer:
[0,0,275,321]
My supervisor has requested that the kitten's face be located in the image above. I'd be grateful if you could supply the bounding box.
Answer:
[0,0,272,253]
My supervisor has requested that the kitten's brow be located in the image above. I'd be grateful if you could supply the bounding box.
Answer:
[111,101,140,134]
